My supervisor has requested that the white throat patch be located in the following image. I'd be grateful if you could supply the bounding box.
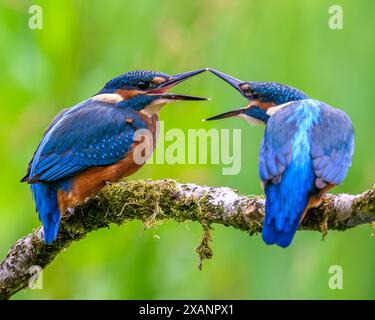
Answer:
[141,99,169,117]
[236,113,263,126]
[266,101,294,116]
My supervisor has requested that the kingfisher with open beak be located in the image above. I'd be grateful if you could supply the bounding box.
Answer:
[205,69,354,248]
[22,69,207,244]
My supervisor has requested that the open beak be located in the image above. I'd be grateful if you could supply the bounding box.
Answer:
[204,107,244,121]
[204,69,248,121]
[207,68,246,96]
[148,68,208,101]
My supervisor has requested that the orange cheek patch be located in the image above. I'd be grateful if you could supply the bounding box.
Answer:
[116,89,143,99]
[247,101,276,111]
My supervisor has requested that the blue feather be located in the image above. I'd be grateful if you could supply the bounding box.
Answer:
[30,183,60,244]
[310,104,354,187]
[248,82,308,105]
[29,100,146,182]
[260,100,321,247]
[262,154,316,247]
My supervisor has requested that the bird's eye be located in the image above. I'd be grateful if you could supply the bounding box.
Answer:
[251,91,259,99]
[136,81,150,90]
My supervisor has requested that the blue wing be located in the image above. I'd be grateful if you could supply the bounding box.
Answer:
[259,100,354,188]
[260,101,309,247]
[259,104,298,185]
[310,104,354,188]
[21,107,71,182]
[27,99,147,183]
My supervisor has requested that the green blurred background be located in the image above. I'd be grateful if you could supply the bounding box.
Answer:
[0,0,374,299]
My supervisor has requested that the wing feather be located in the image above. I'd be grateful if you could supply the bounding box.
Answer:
[27,99,147,183]
[310,104,354,187]
[259,103,298,184]
[259,100,354,189]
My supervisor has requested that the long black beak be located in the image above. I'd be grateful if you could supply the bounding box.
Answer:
[204,107,244,121]
[208,68,246,96]
[159,69,207,89]
[148,68,208,101]
[152,93,207,101]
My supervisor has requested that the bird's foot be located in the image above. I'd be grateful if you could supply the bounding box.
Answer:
[105,179,118,186]
[65,207,75,218]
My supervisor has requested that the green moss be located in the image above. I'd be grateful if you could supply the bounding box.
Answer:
[195,220,213,270]
[354,188,375,217]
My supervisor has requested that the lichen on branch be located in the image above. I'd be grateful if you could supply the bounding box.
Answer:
[0,179,374,300]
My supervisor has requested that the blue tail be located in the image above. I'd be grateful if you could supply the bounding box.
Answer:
[31,183,61,244]
[262,160,316,248]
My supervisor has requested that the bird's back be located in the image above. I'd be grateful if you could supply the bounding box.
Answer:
[260,99,354,247]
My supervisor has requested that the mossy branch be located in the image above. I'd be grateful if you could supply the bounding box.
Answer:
[0,179,374,299]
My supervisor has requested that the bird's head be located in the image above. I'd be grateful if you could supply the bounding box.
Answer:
[204,69,308,124]
[95,69,208,115]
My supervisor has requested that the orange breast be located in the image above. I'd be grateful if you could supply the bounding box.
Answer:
[57,114,159,214]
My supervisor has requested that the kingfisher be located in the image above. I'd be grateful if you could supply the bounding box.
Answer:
[21,69,207,244]
[205,69,354,248]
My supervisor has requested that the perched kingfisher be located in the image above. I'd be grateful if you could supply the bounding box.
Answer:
[22,69,207,244]
[205,69,354,248]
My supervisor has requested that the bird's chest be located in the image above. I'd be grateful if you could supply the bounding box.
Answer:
[130,113,159,166]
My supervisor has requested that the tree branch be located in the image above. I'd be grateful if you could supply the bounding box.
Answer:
[1,179,374,299]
